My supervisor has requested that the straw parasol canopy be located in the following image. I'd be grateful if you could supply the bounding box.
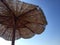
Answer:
[0,0,47,45]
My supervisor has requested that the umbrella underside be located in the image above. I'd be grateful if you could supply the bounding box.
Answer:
[0,0,47,41]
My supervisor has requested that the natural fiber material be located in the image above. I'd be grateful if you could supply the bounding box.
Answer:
[0,0,47,41]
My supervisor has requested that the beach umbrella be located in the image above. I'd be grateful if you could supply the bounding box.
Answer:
[0,0,47,45]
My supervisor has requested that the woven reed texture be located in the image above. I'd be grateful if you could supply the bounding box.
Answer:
[0,0,47,41]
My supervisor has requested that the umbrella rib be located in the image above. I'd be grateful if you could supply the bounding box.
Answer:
[1,27,8,36]
[24,25,35,33]
[20,17,46,25]
[0,0,15,15]
[18,29,21,38]
[29,22,45,25]
[0,0,10,11]
[0,15,10,17]
[18,23,35,33]
[23,19,45,25]
[18,8,37,17]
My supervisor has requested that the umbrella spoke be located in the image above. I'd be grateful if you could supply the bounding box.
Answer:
[18,21,34,33]
[1,26,8,36]
[23,19,45,25]
[24,25,35,33]
[0,0,11,11]
[0,0,15,16]
[0,15,10,17]
[18,8,37,17]
[18,29,21,38]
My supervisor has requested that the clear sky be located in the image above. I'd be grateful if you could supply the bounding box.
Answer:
[0,0,60,45]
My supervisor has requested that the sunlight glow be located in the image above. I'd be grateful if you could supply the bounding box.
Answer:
[0,37,11,45]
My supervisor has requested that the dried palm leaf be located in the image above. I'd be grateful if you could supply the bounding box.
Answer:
[0,0,47,45]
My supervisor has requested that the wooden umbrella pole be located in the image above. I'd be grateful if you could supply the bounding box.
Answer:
[12,0,18,45]
[12,21,15,45]
[12,26,15,45]
[12,15,17,45]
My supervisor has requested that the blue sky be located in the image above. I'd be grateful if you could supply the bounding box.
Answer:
[0,0,60,45]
